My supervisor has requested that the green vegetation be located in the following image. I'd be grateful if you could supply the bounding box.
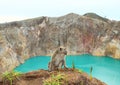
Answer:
[77,69,83,73]
[72,61,75,69]
[84,13,108,22]
[89,66,93,80]
[2,70,22,85]
[71,61,83,73]
[43,73,65,85]
[80,81,83,85]
[73,68,83,74]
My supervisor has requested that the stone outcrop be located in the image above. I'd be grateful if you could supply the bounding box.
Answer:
[0,13,120,73]
[0,69,107,85]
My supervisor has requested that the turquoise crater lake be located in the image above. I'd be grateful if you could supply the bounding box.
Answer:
[14,54,120,85]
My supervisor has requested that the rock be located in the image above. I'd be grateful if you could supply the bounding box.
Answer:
[0,13,120,73]
[105,39,120,58]
[93,48,105,56]
[0,69,107,85]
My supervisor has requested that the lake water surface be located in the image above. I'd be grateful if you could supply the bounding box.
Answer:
[14,54,120,85]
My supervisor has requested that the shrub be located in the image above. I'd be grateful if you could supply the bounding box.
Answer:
[43,73,65,85]
[77,69,83,73]
[90,66,93,80]
[72,61,75,69]
[2,70,22,85]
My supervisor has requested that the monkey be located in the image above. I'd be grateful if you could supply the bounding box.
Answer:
[48,47,67,71]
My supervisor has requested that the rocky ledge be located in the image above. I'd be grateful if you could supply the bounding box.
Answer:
[0,68,106,85]
[0,13,120,73]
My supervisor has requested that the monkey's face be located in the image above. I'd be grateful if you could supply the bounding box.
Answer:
[59,47,67,55]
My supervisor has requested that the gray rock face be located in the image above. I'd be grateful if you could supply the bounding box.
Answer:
[0,13,120,73]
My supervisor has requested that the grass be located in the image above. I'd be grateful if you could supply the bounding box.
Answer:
[43,73,65,85]
[89,66,93,80]
[2,70,22,85]
[72,61,75,69]
[71,60,83,73]
[77,69,83,73]
[80,81,84,85]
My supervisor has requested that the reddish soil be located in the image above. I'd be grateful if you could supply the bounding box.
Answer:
[0,68,106,85]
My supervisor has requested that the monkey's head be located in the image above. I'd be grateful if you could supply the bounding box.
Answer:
[58,47,67,55]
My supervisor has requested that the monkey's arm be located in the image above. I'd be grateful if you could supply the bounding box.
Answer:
[58,59,67,69]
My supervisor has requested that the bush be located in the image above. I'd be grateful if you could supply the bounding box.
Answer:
[43,73,65,85]
[72,61,75,69]
[90,66,93,80]
[2,70,22,85]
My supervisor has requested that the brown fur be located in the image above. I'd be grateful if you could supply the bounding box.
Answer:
[48,47,67,71]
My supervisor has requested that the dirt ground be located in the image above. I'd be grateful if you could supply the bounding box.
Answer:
[0,68,106,85]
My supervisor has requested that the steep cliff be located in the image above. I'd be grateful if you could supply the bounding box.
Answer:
[0,13,120,73]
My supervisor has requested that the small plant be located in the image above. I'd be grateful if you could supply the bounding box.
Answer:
[43,73,65,85]
[80,81,84,85]
[77,69,83,73]
[72,61,75,69]
[2,70,22,85]
[73,68,83,73]
[89,66,93,80]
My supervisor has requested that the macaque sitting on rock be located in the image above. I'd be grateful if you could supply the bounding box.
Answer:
[48,47,67,71]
